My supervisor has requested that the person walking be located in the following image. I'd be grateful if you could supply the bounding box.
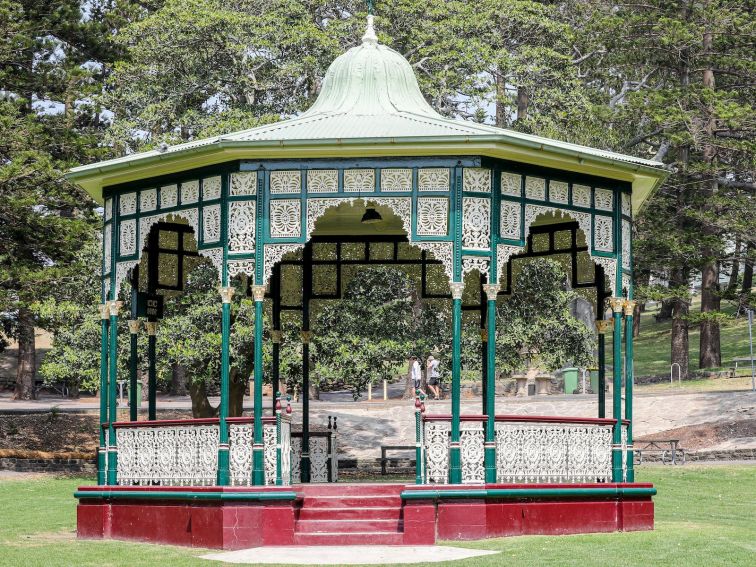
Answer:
[427,355,441,399]
[410,356,422,393]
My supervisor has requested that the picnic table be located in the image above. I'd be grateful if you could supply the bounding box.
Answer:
[380,445,416,475]
[635,439,686,465]
[732,356,755,373]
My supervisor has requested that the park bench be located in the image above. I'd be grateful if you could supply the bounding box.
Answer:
[380,445,416,475]
[732,356,754,375]
[635,439,685,465]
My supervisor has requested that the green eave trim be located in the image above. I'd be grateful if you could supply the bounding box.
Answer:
[66,136,668,215]
[400,486,657,500]
[74,490,299,502]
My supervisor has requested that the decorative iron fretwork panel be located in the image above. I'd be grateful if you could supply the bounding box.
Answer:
[344,169,375,192]
[462,256,490,277]
[572,184,591,208]
[622,220,631,268]
[594,215,613,252]
[103,225,112,275]
[119,192,137,216]
[496,244,525,283]
[594,188,613,212]
[202,204,221,243]
[291,437,302,483]
[138,210,199,255]
[424,421,450,483]
[105,198,113,221]
[114,260,138,293]
[416,241,454,283]
[263,422,276,485]
[203,176,222,200]
[281,420,292,485]
[380,168,412,191]
[160,184,178,209]
[416,197,448,236]
[595,256,618,296]
[270,170,301,194]
[621,423,628,482]
[229,423,253,486]
[495,422,612,483]
[460,421,485,483]
[500,201,521,239]
[140,189,157,212]
[116,424,219,486]
[622,193,632,217]
[525,205,591,256]
[228,260,255,278]
[230,171,256,196]
[307,170,338,193]
[119,219,137,255]
[549,181,568,204]
[265,243,303,283]
[181,180,199,204]
[200,248,223,277]
[418,168,449,191]
[463,168,491,193]
[310,436,329,482]
[270,199,302,238]
[501,172,521,197]
[462,197,490,250]
[228,201,256,253]
[525,177,546,201]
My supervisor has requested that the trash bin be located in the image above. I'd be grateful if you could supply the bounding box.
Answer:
[131,381,143,408]
[590,370,599,394]
[562,367,579,394]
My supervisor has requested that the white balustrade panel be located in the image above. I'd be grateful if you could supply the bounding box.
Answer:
[116,424,219,486]
[495,422,612,483]
[291,437,302,484]
[621,423,629,482]
[310,436,330,482]
[460,421,485,484]
[229,421,289,486]
[424,421,450,484]
[280,421,292,484]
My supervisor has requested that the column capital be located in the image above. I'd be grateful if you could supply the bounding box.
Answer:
[300,330,312,344]
[145,321,158,336]
[251,285,266,302]
[595,319,612,334]
[609,298,625,313]
[482,283,500,301]
[109,300,124,317]
[219,286,235,304]
[623,299,637,316]
[450,281,464,300]
[99,304,109,320]
[128,320,140,334]
[271,330,282,344]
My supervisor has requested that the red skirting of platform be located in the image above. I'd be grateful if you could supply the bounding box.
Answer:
[75,483,654,549]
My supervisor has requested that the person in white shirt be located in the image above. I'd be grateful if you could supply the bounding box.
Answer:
[426,355,441,399]
[410,356,422,393]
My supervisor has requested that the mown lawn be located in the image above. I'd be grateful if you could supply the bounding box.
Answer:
[0,465,754,566]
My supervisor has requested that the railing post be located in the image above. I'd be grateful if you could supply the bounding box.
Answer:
[98,303,110,485]
[107,300,122,485]
[624,300,636,482]
[217,286,234,486]
[251,284,266,486]
[610,298,624,482]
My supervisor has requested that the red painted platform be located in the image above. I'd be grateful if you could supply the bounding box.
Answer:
[75,482,655,549]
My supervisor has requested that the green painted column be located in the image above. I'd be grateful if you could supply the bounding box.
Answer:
[301,244,313,483]
[483,283,500,483]
[596,320,609,419]
[98,303,109,485]
[128,320,139,422]
[217,286,234,486]
[414,392,424,484]
[449,281,464,484]
[251,284,266,485]
[624,300,635,482]
[610,298,624,482]
[107,300,121,485]
[146,321,158,420]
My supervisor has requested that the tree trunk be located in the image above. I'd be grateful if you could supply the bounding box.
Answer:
[13,306,36,400]
[633,302,641,338]
[516,86,529,122]
[657,299,674,321]
[169,363,188,396]
[727,238,741,293]
[742,241,754,295]
[670,269,690,380]
[403,361,415,399]
[228,368,245,417]
[188,380,217,418]
[495,71,507,127]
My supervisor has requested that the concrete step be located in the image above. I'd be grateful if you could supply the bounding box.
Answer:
[295,519,402,533]
[298,506,402,521]
[293,532,404,546]
[297,483,405,497]
[302,495,402,509]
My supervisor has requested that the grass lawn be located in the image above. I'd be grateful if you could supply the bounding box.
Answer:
[1,465,754,566]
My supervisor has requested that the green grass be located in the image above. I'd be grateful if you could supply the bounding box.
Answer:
[1,466,754,566]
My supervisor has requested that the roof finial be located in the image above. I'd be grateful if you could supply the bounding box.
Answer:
[362,1,378,46]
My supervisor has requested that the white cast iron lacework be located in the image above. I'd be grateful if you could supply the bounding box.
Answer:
[424,421,450,483]
[140,189,157,212]
[280,420,292,485]
[623,273,632,295]
[462,256,490,277]
[344,169,375,192]
[228,201,256,253]
[330,433,338,482]
[181,180,200,204]
[380,168,412,191]
[594,256,618,296]
[594,215,613,252]
[138,210,200,255]
[418,168,449,191]
[494,422,613,483]
[416,241,454,283]
[549,181,569,204]
[371,198,412,235]
[462,197,490,250]
[202,204,221,243]
[103,225,112,275]
[307,198,345,237]
[310,436,329,482]
[622,220,631,268]
[291,437,301,483]
[524,205,592,255]
[264,243,302,284]
[102,277,110,300]
[104,198,113,221]
[229,423,253,486]
[496,244,525,284]
[572,184,591,208]
[501,172,521,197]
[264,422,277,485]
[116,424,219,486]
[622,193,632,217]
[114,261,138,293]
[270,170,301,194]
[463,168,491,193]
[200,248,223,278]
[270,199,302,238]
[160,184,178,209]
[525,177,546,201]
[230,171,256,196]
[500,201,521,239]
[416,197,448,236]
[228,260,255,278]
[621,423,628,482]
[203,176,223,200]
[119,192,137,216]
[119,219,137,256]
[307,170,338,193]
[460,421,485,483]
[594,188,613,211]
